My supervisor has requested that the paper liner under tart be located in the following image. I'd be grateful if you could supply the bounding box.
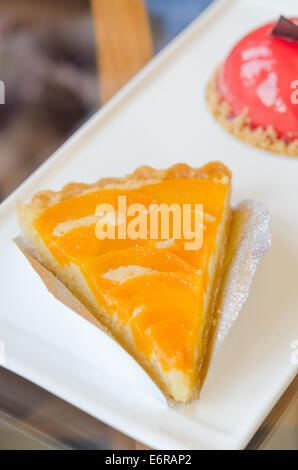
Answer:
[14,199,271,405]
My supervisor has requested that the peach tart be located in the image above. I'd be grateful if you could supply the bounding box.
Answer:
[17,162,231,402]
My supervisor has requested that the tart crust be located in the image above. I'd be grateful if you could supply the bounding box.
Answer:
[206,68,298,157]
[28,161,231,211]
[17,162,231,403]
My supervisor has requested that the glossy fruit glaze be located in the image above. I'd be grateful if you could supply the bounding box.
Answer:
[217,20,298,140]
[33,163,231,374]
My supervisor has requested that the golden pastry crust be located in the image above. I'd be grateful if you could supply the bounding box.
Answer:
[206,68,298,157]
[28,161,231,211]
[17,161,232,404]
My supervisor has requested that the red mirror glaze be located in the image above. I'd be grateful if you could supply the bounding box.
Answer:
[217,20,298,141]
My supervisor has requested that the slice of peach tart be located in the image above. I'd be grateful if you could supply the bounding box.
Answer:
[17,162,231,403]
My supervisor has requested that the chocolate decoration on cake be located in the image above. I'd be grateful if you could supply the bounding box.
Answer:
[271,16,298,42]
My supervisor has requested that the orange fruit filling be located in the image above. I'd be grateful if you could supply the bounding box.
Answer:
[33,170,229,375]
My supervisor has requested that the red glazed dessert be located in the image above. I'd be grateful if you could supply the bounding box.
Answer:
[207,18,298,156]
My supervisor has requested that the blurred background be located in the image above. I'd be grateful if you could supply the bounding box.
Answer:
[0,0,212,201]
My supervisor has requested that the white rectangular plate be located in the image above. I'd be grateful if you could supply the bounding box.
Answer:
[0,0,297,450]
